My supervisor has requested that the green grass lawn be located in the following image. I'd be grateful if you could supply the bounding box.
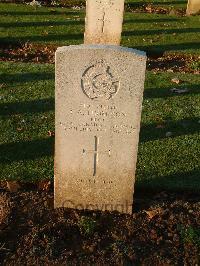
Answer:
[0,62,199,191]
[0,3,199,192]
[0,3,200,55]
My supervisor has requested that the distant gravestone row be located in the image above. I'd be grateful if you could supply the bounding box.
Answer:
[54,0,146,214]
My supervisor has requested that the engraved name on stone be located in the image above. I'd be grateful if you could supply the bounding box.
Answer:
[59,103,136,135]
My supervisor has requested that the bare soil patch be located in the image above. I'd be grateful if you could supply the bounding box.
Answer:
[0,181,200,265]
[1,1,186,15]
[0,43,56,64]
[126,3,185,16]
[0,43,199,74]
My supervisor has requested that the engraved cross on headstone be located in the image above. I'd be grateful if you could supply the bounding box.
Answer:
[84,0,125,45]
[83,136,111,176]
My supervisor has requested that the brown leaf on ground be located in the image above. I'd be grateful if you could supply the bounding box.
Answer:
[145,5,152,13]
[6,181,21,193]
[144,208,163,220]
[42,30,49,36]
[38,180,51,191]
[171,77,181,84]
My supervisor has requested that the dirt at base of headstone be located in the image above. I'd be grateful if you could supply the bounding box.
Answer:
[0,186,199,265]
[0,43,199,74]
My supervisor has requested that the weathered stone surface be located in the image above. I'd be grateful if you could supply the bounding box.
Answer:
[84,0,125,45]
[186,0,200,15]
[54,45,146,214]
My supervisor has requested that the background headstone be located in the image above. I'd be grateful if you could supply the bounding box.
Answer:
[54,45,146,213]
[84,0,125,45]
[186,0,200,15]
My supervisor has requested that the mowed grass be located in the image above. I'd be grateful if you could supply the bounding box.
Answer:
[0,3,200,54]
[0,62,199,191]
[0,3,199,192]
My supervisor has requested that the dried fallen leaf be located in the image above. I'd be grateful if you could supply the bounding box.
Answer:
[6,181,21,192]
[145,5,152,12]
[111,232,120,240]
[144,208,163,220]
[43,31,49,36]
[38,180,51,191]
[171,77,180,84]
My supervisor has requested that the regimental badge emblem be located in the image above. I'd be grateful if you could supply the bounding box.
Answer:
[81,60,120,100]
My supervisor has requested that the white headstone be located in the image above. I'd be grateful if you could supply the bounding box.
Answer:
[84,0,125,45]
[186,0,200,15]
[54,45,146,213]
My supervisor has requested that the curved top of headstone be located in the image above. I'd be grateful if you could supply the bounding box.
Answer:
[56,45,146,58]
[84,0,125,45]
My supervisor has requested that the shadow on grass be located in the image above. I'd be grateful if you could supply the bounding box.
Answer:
[0,138,54,163]
[0,33,83,45]
[0,72,54,83]
[136,168,200,193]
[124,18,181,24]
[128,42,200,56]
[148,0,186,5]
[0,10,81,16]
[140,117,200,142]
[123,28,200,36]
[0,18,179,28]
[0,20,84,28]
[1,28,199,45]
[0,98,54,116]
[126,1,186,7]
